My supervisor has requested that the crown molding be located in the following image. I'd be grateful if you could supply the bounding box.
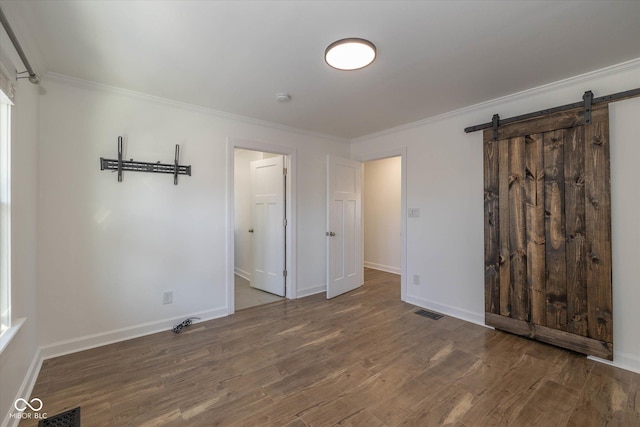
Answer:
[352,57,640,143]
[37,55,640,146]
[43,72,351,145]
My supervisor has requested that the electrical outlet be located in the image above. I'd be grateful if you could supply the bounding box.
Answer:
[163,291,173,304]
[413,275,420,285]
[408,208,420,218]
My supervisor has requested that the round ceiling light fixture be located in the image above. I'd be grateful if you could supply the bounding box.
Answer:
[275,93,291,103]
[325,38,376,71]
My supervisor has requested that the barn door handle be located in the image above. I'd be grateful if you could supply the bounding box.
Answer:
[248,228,254,233]
[326,231,335,237]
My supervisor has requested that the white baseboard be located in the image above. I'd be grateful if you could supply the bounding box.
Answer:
[39,307,228,360]
[589,352,640,374]
[234,268,251,281]
[297,284,325,298]
[364,261,401,275]
[404,294,485,327]
[2,348,43,427]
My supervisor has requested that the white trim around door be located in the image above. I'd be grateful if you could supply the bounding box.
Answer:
[226,138,297,315]
[353,147,408,303]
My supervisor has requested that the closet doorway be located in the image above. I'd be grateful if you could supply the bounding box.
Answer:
[234,148,286,310]
[357,147,407,302]
[227,138,296,314]
[363,156,402,276]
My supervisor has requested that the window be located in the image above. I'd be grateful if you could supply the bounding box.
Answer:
[0,90,11,338]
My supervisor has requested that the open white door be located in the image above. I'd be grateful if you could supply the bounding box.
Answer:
[250,156,286,297]
[326,156,363,299]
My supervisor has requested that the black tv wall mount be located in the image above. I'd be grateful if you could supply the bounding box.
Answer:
[100,136,192,185]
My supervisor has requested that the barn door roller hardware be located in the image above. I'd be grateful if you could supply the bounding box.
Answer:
[464,87,640,134]
[492,114,500,141]
[583,90,593,125]
[100,136,192,185]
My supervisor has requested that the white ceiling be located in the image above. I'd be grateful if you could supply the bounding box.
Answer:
[4,0,640,139]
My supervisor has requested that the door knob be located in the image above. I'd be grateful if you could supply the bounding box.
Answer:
[326,231,335,236]
[248,228,254,233]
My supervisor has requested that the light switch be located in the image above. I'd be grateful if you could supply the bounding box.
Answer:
[408,208,420,218]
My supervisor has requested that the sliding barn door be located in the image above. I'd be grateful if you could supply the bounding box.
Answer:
[483,104,613,360]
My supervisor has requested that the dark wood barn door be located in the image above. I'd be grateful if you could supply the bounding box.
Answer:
[483,104,613,360]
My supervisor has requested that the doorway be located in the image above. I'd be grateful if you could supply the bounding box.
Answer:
[363,156,402,276]
[355,148,407,301]
[234,149,285,310]
[226,138,297,315]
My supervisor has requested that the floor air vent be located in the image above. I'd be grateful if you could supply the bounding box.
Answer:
[415,309,443,320]
[39,407,80,427]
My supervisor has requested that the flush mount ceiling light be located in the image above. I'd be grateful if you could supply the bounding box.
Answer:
[275,93,291,103]
[325,38,376,71]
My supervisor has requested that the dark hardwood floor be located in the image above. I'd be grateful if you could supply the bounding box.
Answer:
[20,269,640,426]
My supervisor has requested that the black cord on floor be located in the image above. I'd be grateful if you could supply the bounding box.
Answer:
[172,317,200,333]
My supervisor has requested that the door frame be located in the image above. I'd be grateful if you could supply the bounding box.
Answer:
[226,137,297,315]
[353,147,408,302]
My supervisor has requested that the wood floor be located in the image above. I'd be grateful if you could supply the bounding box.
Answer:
[21,269,639,426]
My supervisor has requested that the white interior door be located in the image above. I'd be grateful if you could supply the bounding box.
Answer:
[250,156,286,296]
[327,155,363,299]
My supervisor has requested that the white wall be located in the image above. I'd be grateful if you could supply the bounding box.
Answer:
[351,59,640,373]
[608,96,640,372]
[36,76,349,355]
[363,157,401,274]
[0,79,40,424]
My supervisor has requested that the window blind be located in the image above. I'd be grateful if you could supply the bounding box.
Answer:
[0,50,16,102]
